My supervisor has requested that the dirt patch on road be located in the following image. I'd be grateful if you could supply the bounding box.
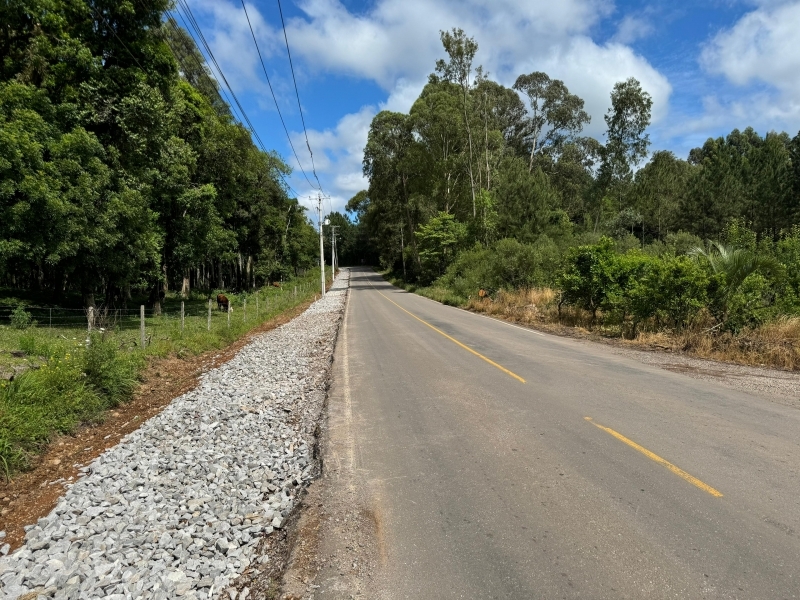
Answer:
[278,291,381,600]
[0,300,312,552]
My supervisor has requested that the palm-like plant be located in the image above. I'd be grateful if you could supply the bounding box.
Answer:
[690,241,784,302]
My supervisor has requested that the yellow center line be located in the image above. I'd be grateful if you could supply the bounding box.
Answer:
[373,288,526,384]
[585,417,723,497]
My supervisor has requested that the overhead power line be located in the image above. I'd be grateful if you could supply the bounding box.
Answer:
[275,0,324,192]
[239,0,319,192]
[172,0,299,198]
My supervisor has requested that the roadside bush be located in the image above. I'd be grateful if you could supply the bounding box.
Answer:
[664,231,703,256]
[83,334,143,406]
[437,236,561,299]
[559,237,617,319]
[416,212,468,284]
[628,256,709,330]
[0,353,105,469]
[724,273,777,332]
[775,226,800,314]
[9,305,32,329]
[561,240,711,333]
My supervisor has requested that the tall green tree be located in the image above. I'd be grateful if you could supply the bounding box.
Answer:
[512,72,590,172]
[598,77,653,226]
[434,28,479,217]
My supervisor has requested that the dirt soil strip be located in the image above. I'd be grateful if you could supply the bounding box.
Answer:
[0,299,314,553]
[279,287,382,600]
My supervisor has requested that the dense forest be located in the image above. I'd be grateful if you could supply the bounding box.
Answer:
[348,29,800,336]
[0,0,320,312]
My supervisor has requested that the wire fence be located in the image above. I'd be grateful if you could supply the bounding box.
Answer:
[0,281,319,347]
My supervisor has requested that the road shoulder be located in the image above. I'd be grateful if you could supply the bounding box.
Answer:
[281,287,381,600]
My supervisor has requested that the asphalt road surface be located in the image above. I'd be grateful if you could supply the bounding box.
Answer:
[320,267,800,599]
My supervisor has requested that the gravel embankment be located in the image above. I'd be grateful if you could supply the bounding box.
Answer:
[0,270,349,600]
[609,344,800,407]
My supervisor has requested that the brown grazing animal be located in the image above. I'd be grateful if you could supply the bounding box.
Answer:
[272,282,281,288]
[216,294,229,311]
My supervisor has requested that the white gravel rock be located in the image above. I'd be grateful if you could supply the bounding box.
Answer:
[0,270,350,600]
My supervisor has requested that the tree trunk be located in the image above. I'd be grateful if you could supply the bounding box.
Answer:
[400,226,406,280]
[401,173,421,267]
[181,273,190,298]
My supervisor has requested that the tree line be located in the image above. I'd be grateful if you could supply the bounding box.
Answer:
[348,28,800,332]
[0,0,320,312]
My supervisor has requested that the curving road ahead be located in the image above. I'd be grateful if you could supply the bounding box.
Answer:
[315,267,800,599]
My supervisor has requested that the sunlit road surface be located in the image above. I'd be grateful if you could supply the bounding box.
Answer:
[330,267,800,599]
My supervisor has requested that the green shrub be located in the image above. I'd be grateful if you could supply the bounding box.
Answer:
[664,231,703,256]
[559,237,617,319]
[437,237,561,299]
[83,334,143,406]
[0,353,105,469]
[416,212,468,284]
[725,273,777,332]
[628,256,709,329]
[9,305,32,329]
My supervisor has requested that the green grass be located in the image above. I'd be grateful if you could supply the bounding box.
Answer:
[383,271,466,307]
[0,270,332,477]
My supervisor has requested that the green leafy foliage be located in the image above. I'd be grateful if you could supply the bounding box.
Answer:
[559,237,618,319]
[438,237,561,300]
[9,305,32,329]
[416,212,467,284]
[0,1,318,303]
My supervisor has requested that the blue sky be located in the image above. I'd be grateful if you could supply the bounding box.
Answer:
[180,0,800,215]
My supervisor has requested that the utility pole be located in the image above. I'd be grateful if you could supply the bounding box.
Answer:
[330,225,339,274]
[317,194,326,298]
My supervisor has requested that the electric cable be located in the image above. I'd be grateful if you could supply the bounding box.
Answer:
[172,1,299,197]
[275,0,324,192]
[238,0,319,191]
[86,4,145,71]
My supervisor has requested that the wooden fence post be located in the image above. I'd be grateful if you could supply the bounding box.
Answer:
[181,301,185,333]
[243,298,247,323]
[140,305,145,349]
[227,303,231,328]
[208,299,212,331]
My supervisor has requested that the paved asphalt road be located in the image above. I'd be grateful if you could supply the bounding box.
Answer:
[327,267,800,599]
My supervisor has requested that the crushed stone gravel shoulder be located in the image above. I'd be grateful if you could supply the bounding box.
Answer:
[0,270,350,600]
[607,343,800,408]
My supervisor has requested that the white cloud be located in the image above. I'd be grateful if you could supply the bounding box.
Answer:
[611,15,654,45]
[535,37,672,138]
[285,0,615,89]
[701,1,800,94]
[189,0,278,93]
[194,0,677,206]
[291,105,377,212]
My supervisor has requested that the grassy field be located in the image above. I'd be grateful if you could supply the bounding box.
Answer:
[0,270,332,478]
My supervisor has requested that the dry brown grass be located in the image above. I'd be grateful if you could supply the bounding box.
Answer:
[464,287,800,371]
[677,317,800,370]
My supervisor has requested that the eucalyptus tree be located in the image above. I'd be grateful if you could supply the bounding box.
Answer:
[363,111,425,268]
[512,72,590,172]
[598,77,652,227]
[472,76,527,192]
[409,81,466,213]
[434,28,480,217]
